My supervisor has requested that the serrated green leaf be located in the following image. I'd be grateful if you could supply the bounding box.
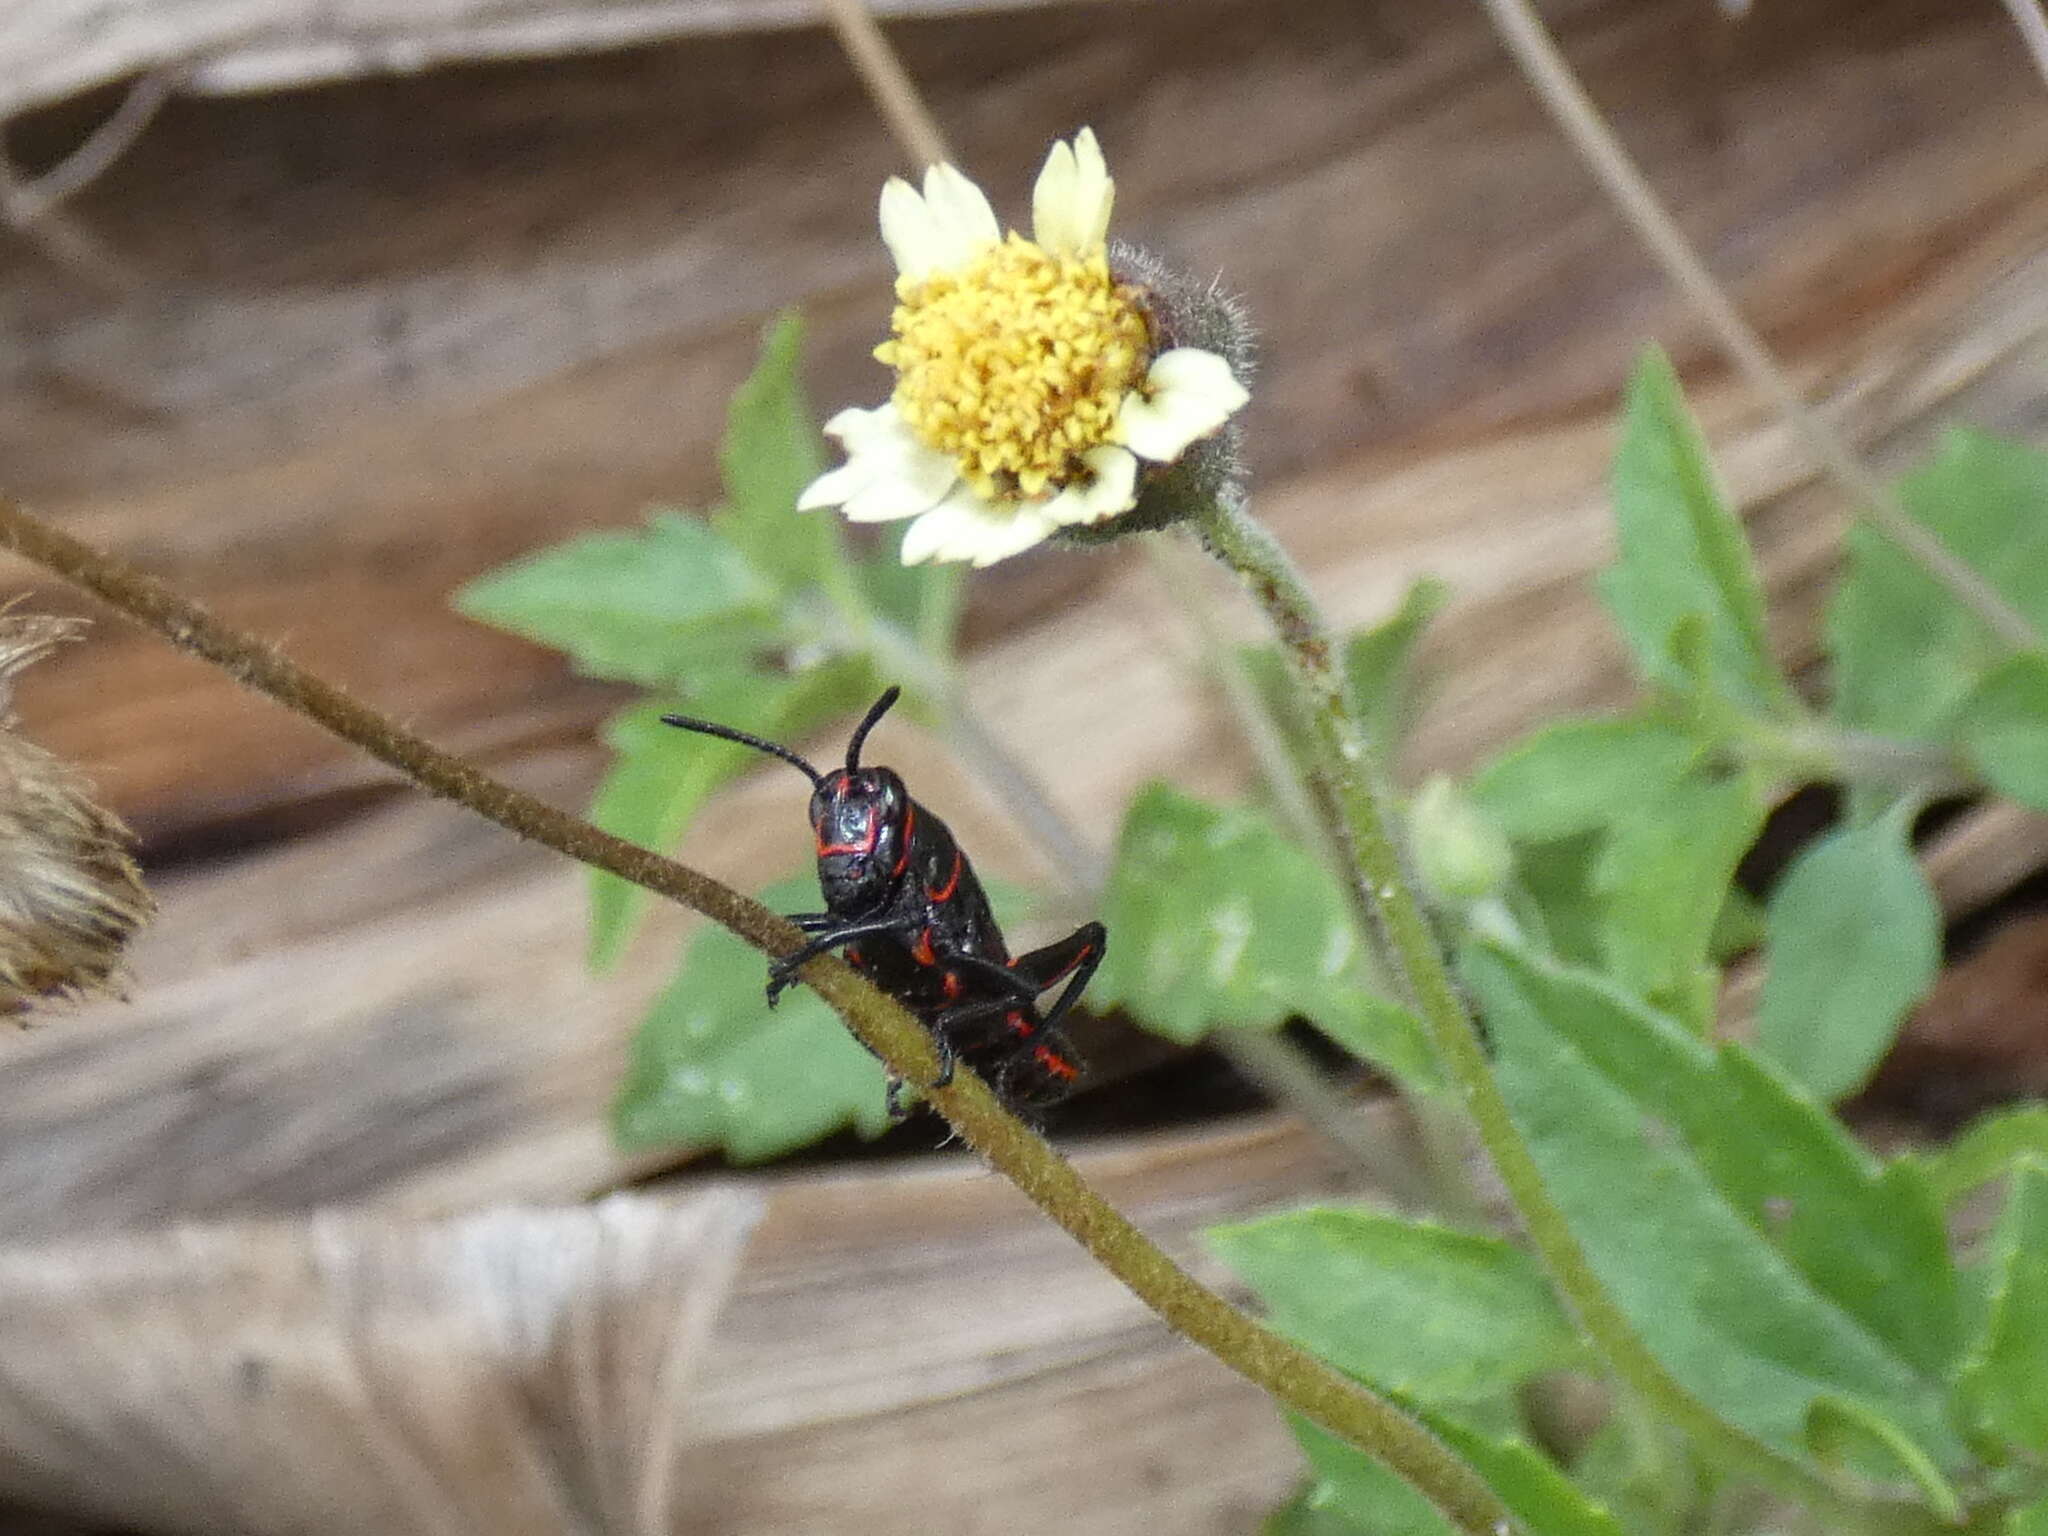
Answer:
[1827,430,2048,741]
[1344,576,1449,755]
[1960,653,2048,811]
[1597,348,1790,718]
[1094,785,1438,1089]
[1755,809,1940,1103]
[1464,940,1965,1463]
[1919,1105,2048,1207]
[1471,716,1700,845]
[1209,1207,1581,1402]
[1959,1160,2048,1454]
[456,511,781,687]
[612,876,894,1162]
[1592,765,1767,1019]
[1468,932,1963,1379]
[587,659,879,969]
[1805,1395,1962,1520]
[711,311,837,590]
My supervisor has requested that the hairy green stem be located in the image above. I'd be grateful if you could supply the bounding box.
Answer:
[1189,492,1942,1536]
[0,494,1514,1536]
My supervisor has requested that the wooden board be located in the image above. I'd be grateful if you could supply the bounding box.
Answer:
[1,0,2046,1529]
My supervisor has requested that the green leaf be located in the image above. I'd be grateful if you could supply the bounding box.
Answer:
[1827,430,2048,741]
[1464,940,1965,1463]
[587,696,752,972]
[1597,348,1789,717]
[1919,1105,2048,1207]
[1958,1160,2048,1454]
[1288,1414,1624,1536]
[1262,1485,1376,1536]
[1960,653,2048,811]
[1429,1419,1626,1536]
[1343,576,1449,754]
[456,511,781,687]
[1209,1207,1581,1402]
[2010,1498,2048,1536]
[858,528,963,661]
[1755,809,1940,1103]
[1591,764,1766,1019]
[711,310,837,591]
[587,659,878,969]
[1805,1395,1962,1520]
[1288,1418,1451,1536]
[1567,1418,1698,1536]
[1094,785,1438,1089]
[1471,715,1700,845]
[1505,832,1606,970]
[611,876,893,1162]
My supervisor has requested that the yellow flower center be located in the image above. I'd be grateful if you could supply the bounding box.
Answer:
[878,234,1152,501]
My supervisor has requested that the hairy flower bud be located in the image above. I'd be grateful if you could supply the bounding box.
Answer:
[1410,775,1512,905]
[0,613,152,1012]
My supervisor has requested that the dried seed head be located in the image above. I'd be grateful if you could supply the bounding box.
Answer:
[0,613,152,1014]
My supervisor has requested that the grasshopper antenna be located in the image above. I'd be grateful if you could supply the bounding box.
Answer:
[661,713,824,787]
[844,686,902,771]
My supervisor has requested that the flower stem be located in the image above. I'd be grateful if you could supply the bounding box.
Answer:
[1188,492,1941,1536]
[0,493,1515,1536]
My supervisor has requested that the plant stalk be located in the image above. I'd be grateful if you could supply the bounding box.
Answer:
[1188,491,1941,1536]
[0,494,1515,1536]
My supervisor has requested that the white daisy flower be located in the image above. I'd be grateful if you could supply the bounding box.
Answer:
[799,129,1251,567]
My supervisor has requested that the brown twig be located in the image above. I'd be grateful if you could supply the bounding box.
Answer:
[819,0,954,168]
[0,494,1513,1536]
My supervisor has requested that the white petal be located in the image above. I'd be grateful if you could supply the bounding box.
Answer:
[919,163,1001,269]
[1119,347,1250,463]
[841,443,958,523]
[800,404,958,521]
[1031,128,1115,258]
[900,491,1056,567]
[1039,446,1138,528]
[879,177,946,283]
[822,402,906,450]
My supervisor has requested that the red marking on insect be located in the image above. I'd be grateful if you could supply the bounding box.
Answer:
[1005,1010,1033,1037]
[1041,941,1094,984]
[1033,1044,1079,1080]
[847,945,864,966]
[930,846,962,903]
[817,815,879,859]
[892,805,915,877]
[911,927,936,966]
[942,971,963,1001]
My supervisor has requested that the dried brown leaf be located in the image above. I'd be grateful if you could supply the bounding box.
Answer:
[0,1190,762,1535]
